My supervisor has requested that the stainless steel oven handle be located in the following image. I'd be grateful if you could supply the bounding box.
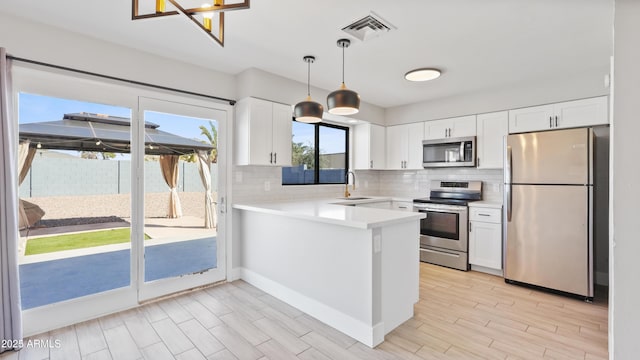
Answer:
[420,248,460,258]
[505,145,512,222]
[414,206,466,214]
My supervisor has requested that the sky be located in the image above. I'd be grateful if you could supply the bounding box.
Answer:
[19,92,345,155]
[19,92,217,157]
[292,121,346,155]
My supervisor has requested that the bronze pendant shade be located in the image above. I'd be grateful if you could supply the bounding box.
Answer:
[327,39,360,116]
[294,56,324,123]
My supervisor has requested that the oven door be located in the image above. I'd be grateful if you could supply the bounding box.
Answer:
[414,203,468,252]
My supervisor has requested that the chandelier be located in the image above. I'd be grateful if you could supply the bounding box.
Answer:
[132,0,250,47]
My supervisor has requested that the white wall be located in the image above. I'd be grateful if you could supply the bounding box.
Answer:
[612,0,640,357]
[236,68,386,125]
[0,13,236,102]
[385,69,609,126]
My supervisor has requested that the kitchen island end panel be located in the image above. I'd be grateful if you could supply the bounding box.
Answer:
[232,207,420,347]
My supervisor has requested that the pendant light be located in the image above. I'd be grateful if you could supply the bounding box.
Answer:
[327,39,360,115]
[293,56,324,123]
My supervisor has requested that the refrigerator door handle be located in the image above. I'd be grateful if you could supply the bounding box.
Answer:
[506,145,512,221]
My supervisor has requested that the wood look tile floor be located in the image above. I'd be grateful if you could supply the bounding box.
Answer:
[1,263,608,360]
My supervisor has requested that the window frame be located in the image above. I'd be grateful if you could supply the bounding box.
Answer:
[283,121,350,185]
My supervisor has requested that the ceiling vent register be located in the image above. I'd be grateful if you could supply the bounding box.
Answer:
[342,12,396,42]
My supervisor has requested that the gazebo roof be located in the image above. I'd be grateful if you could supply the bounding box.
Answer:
[19,112,213,155]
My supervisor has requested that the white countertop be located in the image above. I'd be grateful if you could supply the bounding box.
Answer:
[233,198,425,229]
[468,201,503,209]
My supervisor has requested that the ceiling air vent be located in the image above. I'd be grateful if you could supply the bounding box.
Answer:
[342,12,396,42]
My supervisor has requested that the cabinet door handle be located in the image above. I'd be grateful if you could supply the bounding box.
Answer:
[270,152,273,164]
[555,116,558,127]
[549,116,553,128]
[370,160,373,169]
[469,222,472,232]
[477,158,480,167]
[274,152,277,164]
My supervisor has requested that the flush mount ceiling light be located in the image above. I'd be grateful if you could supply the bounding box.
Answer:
[327,39,360,116]
[294,56,324,123]
[404,68,442,82]
[132,0,250,47]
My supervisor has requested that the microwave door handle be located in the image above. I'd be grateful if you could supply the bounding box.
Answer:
[505,145,512,222]
[460,141,464,161]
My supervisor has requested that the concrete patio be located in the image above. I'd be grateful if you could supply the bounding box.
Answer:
[18,216,218,309]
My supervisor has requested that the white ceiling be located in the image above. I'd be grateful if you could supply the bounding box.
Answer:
[0,0,613,108]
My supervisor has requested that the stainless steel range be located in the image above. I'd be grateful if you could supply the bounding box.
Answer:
[413,180,482,271]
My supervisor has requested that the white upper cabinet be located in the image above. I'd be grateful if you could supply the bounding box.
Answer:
[386,125,407,170]
[235,97,292,166]
[353,123,386,170]
[386,122,425,169]
[508,96,608,134]
[424,115,476,140]
[476,111,508,169]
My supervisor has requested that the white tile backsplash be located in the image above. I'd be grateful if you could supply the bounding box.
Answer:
[232,166,503,204]
[377,168,504,202]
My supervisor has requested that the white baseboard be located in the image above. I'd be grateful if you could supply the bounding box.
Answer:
[239,267,383,347]
[595,271,609,286]
[470,264,504,277]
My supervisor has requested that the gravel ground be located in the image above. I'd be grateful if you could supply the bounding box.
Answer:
[24,192,217,227]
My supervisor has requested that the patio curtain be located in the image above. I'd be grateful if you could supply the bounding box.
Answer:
[159,154,182,218]
[18,140,36,228]
[196,150,216,229]
[0,47,23,352]
[18,141,35,184]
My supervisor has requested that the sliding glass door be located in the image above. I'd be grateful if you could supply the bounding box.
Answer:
[14,67,229,335]
[136,97,227,301]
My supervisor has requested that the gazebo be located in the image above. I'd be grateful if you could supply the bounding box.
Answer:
[18,112,216,229]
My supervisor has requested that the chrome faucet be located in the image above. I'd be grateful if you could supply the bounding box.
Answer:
[344,170,356,198]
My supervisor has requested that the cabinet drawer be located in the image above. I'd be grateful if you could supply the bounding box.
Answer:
[392,201,413,212]
[470,207,501,223]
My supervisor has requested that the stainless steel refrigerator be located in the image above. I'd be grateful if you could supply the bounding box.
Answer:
[504,127,593,299]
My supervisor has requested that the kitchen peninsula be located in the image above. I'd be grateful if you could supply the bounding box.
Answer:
[232,198,425,347]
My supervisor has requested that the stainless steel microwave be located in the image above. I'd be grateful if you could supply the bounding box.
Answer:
[422,136,476,168]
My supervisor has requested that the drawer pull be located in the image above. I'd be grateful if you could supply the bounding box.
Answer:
[478,213,491,217]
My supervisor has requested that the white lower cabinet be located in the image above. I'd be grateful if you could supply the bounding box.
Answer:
[355,201,392,209]
[391,201,413,212]
[353,200,412,211]
[468,205,503,274]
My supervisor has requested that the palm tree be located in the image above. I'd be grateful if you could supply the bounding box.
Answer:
[81,151,116,160]
[292,140,315,169]
[199,121,218,163]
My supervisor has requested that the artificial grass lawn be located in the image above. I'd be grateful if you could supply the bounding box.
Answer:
[25,228,151,255]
